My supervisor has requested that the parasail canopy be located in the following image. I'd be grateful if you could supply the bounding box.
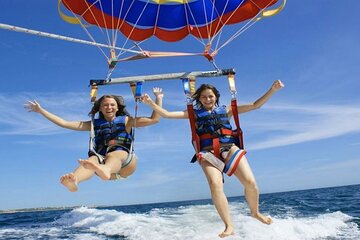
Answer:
[60,0,281,42]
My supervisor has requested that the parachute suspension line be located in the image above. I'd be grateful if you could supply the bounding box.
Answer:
[202,0,221,61]
[197,0,247,61]
[114,0,138,57]
[132,42,146,54]
[217,0,285,52]
[211,60,220,71]
[110,0,117,48]
[207,0,246,55]
[113,0,151,60]
[107,0,153,65]
[185,2,208,48]
[113,0,168,62]
[80,0,119,65]
[108,0,125,57]
[62,0,143,69]
[116,39,150,60]
[61,0,153,71]
[183,1,216,61]
[210,0,246,54]
[184,0,234,64]
[113,0,127,47]
[152,2,161,37]
[216,17,259,52]
[60,0,109,60]
[182,2,191,36]
[185,2,216,62]
[184,1,217,64]
[217,16,258,53]
[201,0,233,62]
[60,0,147,69]
[120,0,151,58]
[201,0,212,40]
[184,6,207,48]
[94,0,113,48]
[106,48,118,79]
[111,0,151,60]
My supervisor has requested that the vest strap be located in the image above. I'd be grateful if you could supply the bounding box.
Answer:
[199,128,234,140]
[231,99,244,149]
[212,138,220,158]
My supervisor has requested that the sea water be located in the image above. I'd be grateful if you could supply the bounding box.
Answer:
[0,184,359,240]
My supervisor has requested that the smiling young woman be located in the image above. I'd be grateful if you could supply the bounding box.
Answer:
[24,88,163,192]
[142,80,284,238]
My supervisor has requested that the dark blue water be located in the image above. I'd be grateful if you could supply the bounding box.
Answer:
[1,184,359,240]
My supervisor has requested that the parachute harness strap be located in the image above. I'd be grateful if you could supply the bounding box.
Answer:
[228,74,244,149]
[88,82,143,164]
[124,81,144,162]
[89,115,106,164]
[90,83,98,103]
[88,83,106,163]
[182,78,200,153]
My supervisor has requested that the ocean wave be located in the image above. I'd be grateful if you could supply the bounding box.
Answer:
[53,205,359,240]
[1,202,359,240]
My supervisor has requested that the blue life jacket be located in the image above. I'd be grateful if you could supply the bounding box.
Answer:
[93,116,133,154]
[194,105,238,150]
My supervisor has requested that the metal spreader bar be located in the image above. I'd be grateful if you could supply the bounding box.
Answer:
[90,68,235,86]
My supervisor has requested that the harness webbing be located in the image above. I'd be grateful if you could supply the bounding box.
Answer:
[88,81,143,165]
[228,73,244,149]
[89,115,105,163]
[187,104,200,153]
[182,74,245,162]
[231,98,244,149]
[89,115,134,165]
[118,81,143,164]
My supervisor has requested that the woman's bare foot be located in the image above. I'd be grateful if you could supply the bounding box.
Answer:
[60,173,78,192]
[78,159,111,180]
[252,212,273,225]
[218,225,234,238]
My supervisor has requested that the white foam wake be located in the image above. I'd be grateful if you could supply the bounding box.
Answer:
[53,203,359,240]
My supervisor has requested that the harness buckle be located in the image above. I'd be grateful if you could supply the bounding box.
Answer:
[107,139,116,146]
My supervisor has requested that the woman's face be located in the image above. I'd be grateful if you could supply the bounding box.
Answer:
[199,88,217,111]
[100,97,118,121]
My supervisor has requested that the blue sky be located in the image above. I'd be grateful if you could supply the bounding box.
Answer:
[0,1,359,210]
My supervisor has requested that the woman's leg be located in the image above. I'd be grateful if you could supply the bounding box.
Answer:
[201,160,234,238]
[117,154,137,178]
[79,150,129,180]
[232,154,272,224]
[60,155,98,192]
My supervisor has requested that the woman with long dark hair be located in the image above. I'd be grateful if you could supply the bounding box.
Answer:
[143,81,284,238]
[25,88,163,192]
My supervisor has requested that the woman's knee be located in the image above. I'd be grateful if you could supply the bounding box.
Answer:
[87,156,99,163]
[119,155,137,177]
[243,177,258,190]
[208,179,224,193]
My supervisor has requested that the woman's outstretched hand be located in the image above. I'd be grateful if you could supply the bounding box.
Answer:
[272,80,285,91]
[142,87,163,104]
[24,100,42,113]
[153,87,163,98]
